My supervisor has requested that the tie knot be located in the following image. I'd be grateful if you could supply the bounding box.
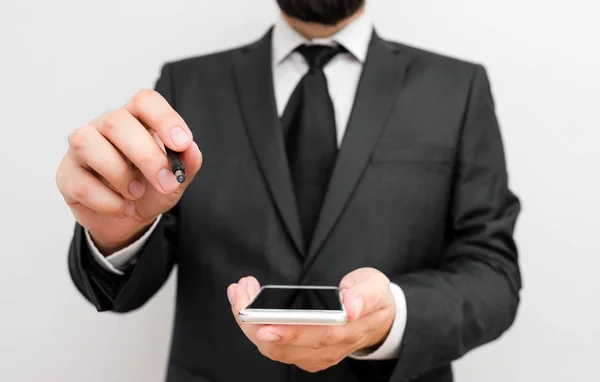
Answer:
[296,44,346,70]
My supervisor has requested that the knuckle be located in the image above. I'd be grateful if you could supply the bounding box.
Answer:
[376,286,387,305]
[101,109,129,134]
[270,348,285,362]
[68,127,91,151]
[257,346,270,358]
[116,164,133,181]
[370,290,383,307]
[101,112,119,134]
[263,345,283,361]
[131,89,157,110]
[104,202,125,216]
[365,287,386,310]
[310,339,322,350]
[55,159,67,190]
[314,337,328,350]
[55,169,61,190]
[108,164,134,187]
[56,173,66,198]
[70,180,89,201]
[303,363,325,374]
[197,150,203,168]
[343,330,362,345]
[286,330,299,344]
[363,267,389,282]
[139,152,164,171]
[324,353,340,365]
[382,272,391,283]
[314,330,337,349]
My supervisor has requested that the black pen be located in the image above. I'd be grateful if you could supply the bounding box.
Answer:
[166,147,186,184]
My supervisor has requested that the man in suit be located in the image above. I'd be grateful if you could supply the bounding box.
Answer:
[56,0,522,381]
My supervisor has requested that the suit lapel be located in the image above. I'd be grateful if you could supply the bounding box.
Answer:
[306,33,411,262]
[232,30,305,255]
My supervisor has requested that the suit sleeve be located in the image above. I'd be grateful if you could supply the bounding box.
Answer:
[390,65,522,380]
[67,64,180,313]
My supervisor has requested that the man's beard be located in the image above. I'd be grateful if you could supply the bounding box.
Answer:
[277,0,365,26]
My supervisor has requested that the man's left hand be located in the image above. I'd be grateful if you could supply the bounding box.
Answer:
[227,268,396,373]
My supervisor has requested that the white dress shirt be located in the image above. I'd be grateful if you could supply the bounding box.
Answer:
[86,12,406,361]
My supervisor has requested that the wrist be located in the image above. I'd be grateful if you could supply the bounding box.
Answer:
[89,219,155,256]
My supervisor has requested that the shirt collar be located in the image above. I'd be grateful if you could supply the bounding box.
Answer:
[272,12,373,65]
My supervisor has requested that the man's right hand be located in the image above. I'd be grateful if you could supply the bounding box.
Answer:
[56,90,203,255]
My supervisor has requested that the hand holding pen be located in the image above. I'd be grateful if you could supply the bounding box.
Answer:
[56,89,203,254]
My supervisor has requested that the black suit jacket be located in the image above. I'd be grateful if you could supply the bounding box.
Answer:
[68,30,521,382]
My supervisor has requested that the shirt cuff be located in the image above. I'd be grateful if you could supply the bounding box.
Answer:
[84,214,163,276]
[349,282,407,360]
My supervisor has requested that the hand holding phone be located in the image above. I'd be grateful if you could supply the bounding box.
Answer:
[228,270,396,374]
[239,285,348,325]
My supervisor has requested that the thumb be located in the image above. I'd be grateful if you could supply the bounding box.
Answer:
[339,268,391,321]
[339,267,381,290]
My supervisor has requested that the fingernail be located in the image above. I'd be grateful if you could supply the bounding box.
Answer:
[128,179,146,199]
[227,287,236,306]
[258,331,281,343]
[354,297,364,319]
[124,202,135,217]
[157,168,179,193]
[170,126,189,147]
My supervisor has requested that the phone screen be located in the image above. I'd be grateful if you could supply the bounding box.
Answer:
[246,287,343,311]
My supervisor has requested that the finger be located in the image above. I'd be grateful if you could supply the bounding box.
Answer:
[228,283,253,316]
[342,281,392,322]
[58,154,133,218]
[256,324,347,349]
[125,89,193,152]
[339,267,379,290]
[245,276,261,298]
[68,125,145,200]
[236,276,261,299]
[257,305,393,349]
[238,277,249,290]
[264,310,393,353]
[94,109,180,194]
[339,268,392,321]
[356,305,394,332]
[228,283,263,342]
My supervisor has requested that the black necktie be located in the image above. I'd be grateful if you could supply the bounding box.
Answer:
[282,44,345,248]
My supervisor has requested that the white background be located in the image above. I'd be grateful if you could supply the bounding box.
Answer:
[1,0,599,381]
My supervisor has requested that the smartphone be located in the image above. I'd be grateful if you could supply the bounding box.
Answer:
[238,285,348,325]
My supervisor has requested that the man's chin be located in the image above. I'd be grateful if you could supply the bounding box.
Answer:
[277,0,365,26]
